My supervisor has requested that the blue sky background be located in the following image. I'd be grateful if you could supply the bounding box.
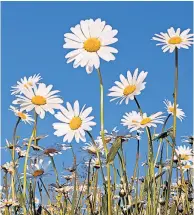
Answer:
[1,2,193,184]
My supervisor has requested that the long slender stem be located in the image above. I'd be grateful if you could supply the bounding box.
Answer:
[154,114,171,166]
[134,96,156,215]
[11,117,21,202]
[97,68,111,215]
[50,156,59,186]
[164,48,179,215]
[23,112,37,207]
[86,131,106,185]
[173,47,178,139]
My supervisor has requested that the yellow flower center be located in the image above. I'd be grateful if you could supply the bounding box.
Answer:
[123,85,136,96]
[24,82,33,88]
[17,112,27,119]
[180,154,190,160]
[83,38,101,52]
[32,169,44,177]
[168,36,182,44]
[31,95,46,105]
[140,117,152,125]
[94,160,100,169]
[87,145,97,155]
[5,201,13,207]
[69,117,82,130]
[183,164,191,170]
[168,107,176,113]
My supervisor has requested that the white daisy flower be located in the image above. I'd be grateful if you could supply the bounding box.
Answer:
[11,74,42,95]
[15,147,27,158]
[108,69,148,104]
[152,27,194,53]
[41,143,71,157]
[10,105,34,124]
[178,161,194,172]
[13,83,63,119]
[22,158,51,179]
[182,135,193,145]
[63,18,118,74]
[0,198,19,208]
[174,145,193,162]
[82,140,104,155]
[164,100,185,121]
[0,161,18,174]
[121,111,164,132]
[85,157,104,169]
[53,100,96,143]
[0,139,19,150]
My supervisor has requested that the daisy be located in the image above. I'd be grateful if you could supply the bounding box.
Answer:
[0,198,19,208]
[10,105,34,124]
[121,111,164,132]
[63,18,118,74]
[11,74,42,95]
[0,161,18,174]
[13,83,63,119]
[0,139,19,150]
[178,161,194,172]
[85,157,104,169]
[53,100,96,143]
[41,143,71,157]
[174,145,193,162]
[152,27,194,53]
[22,158,51,179]
[108,69,148,104]
[82,140,104,155]
[61,174,74,181]
[182,135,194,145]
[164,100,185,121]
[15,147,27,158]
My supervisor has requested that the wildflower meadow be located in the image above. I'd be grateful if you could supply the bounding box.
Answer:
[1,2,193,215]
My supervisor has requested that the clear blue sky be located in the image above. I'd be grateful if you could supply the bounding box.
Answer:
[1,2,193,180]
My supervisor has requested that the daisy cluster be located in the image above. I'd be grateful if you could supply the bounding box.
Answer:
[1,18,194,214]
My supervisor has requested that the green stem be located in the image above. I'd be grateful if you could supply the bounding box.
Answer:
[97,68,112,215]
[40,178,51,202]
[86,131,106,185]
[164,47,179,215]
[173,47,178,139]
[50,156,59,186]
[154,114,171,166]
[11,117,21,201]
[23,112,37,207]
[134,96,156,215]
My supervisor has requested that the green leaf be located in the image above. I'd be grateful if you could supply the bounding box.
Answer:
[152,127,173,141]
[106,138,122,164]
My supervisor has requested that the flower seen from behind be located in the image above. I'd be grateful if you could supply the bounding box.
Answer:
[108,69,148,104]
[41,143,71,157]
[53,100,96,143]
[152,27,194,53]
[13,83,63,119]
[22,158,51,179]
[164,100,185,121]
[63,18,118,74]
